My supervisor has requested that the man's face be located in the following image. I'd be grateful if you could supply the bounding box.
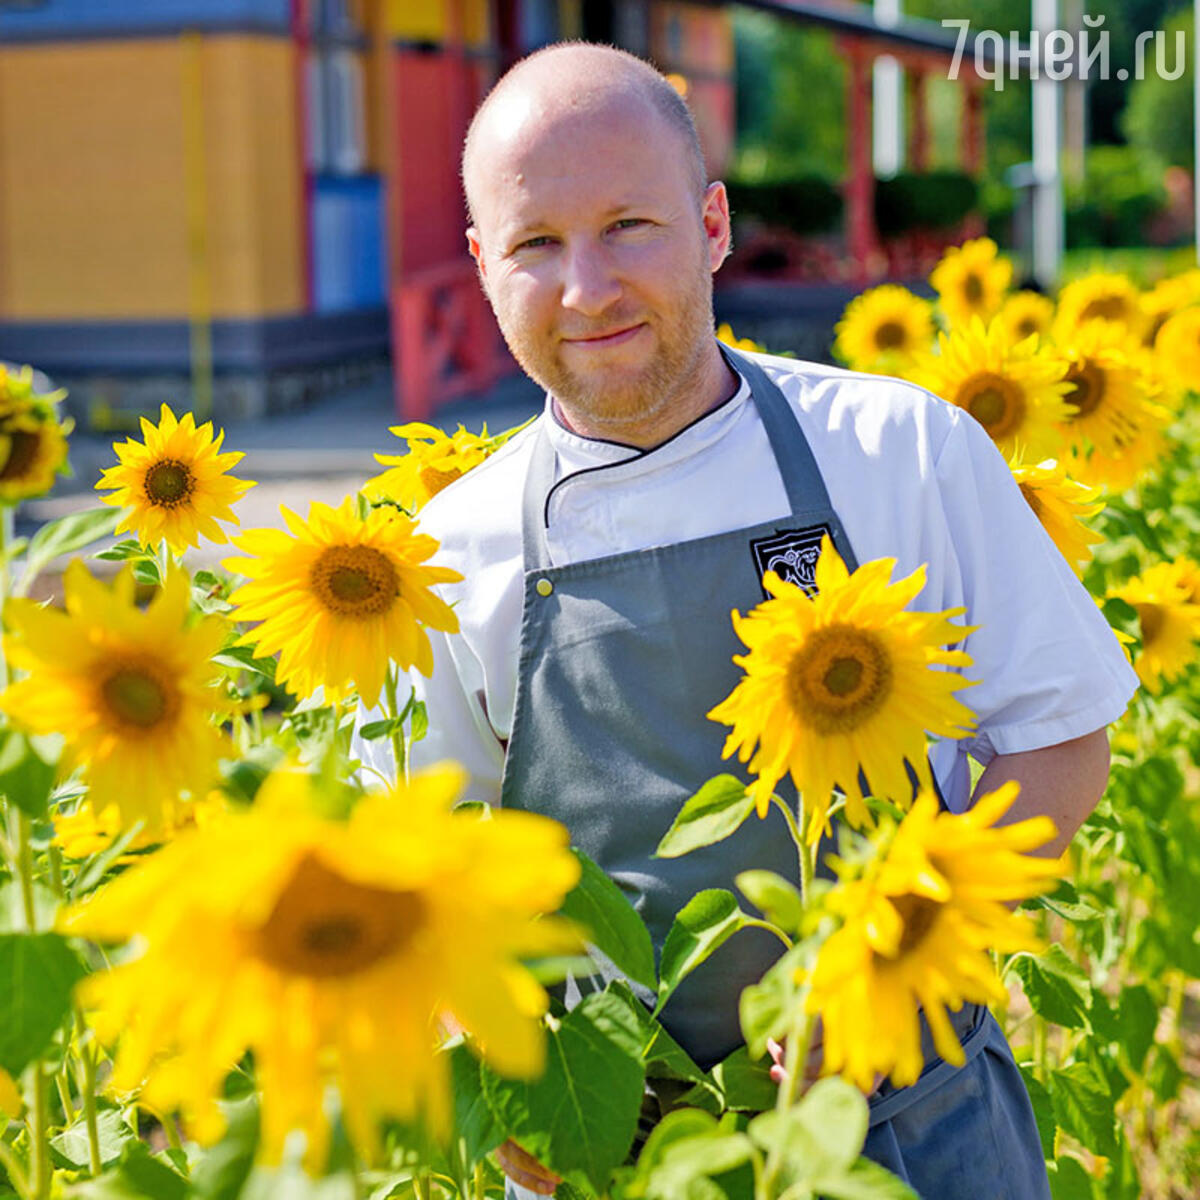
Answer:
[466,95,730,432]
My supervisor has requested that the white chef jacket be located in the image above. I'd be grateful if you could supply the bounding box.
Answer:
[353,350,1138,812]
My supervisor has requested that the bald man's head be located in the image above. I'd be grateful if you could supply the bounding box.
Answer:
[461,42,707,227]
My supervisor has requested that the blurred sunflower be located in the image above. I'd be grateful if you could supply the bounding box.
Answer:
[63,763,580,1166]
[0,1067,20,1119]
[0,562,230,831]
[1140,270,1200,348]
[716,323,763,353]
[1054,321,1168,482]
[0,363,72,504]
[96,404,255,554]
[54,789,226,860]
[1154,306,1200,401]
[222,495,461,707]
[1109,562,1200,692]
[995,291,1055,345]
[806,784,1061,1091]
[1053,272,1146,343]
[833,286,935,375]
[365,420,526,512]
[909,318,1073,458]
[1009,455,1104,578]
[708,536,977,840]
[929,238,1012,329]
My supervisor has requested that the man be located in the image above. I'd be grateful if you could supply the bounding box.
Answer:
[354,42,1136,1198]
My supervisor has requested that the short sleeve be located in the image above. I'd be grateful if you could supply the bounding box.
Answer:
[931,412,1138,764]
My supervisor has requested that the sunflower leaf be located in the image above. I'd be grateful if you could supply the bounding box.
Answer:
[655,776,755,859]
[0,932,87,1076]
[0,728,58,819]
[735,870,804,934]
[655,890,752,1015]
[1047,1061,1118,1159]
[480,987,645,1194]
[22,506,121,584]
[1006,945,1093,1031]
[559,849,657,991]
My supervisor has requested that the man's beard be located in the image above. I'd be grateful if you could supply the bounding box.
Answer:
[491,257,716,436]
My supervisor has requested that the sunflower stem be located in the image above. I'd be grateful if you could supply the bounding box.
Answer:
[74,1011,102,1177]
[769,793,803,855]
[742,918,793,951]
[28,1067,49,1200]
[761,1006,814,1196]
[53,1070,74,1127]
[383,666,408,787]
[0,1137,32,1200]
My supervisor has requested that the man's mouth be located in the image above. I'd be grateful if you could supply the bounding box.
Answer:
[561,323,646,348]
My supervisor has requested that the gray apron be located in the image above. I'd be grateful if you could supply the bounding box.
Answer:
[500,345,1049,1199]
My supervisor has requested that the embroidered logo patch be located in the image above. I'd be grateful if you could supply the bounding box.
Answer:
[749,524,834,597]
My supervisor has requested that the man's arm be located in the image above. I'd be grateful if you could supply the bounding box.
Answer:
[970,727,1112,859]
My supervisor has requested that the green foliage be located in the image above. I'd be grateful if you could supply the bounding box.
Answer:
[0,932,86,1075]
[724,178,843,238]
[1065,146,1169,250]
[1122,8,1195,171]
[656,776,756,860]
[874,171,979,236]
[656,891,758,1015]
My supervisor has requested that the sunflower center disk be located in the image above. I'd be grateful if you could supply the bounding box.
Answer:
[1080,296,1127,323]
[873,321,907,351]
[418,464,463,497]
[961,373,1025,439]
[1137,603,1165,647]
[787,625,894,735]
[144,459,194,507]
[100,663,177,729]
[1016,319,1039,340]
[254,853,424,978]
[963,273,984,304]
[311,545,399,618]
[0,429,42,482]
[1065,361,1106,418]
[888,892,942,957]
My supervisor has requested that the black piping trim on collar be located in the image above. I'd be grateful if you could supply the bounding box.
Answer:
[542,368,750,530]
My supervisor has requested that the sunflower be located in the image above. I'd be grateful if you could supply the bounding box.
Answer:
[62,763,580,1165]
[805,783,1061,1091]
[0,1067,19,1119]
[1052,321,1168,489]
[365,420,525,512]
[716,323,763,353]
[95,404,255,554]
[1109,562,1200,693]
[708,536,977,840]
[1009,455,1104,578]
[222,495,461,707]
[833,286,934,375]
[929,237,1012,330]
[0,363,72,503]
[0,561,230,831]
[1052,272,1146,343]
[1154,306,1200,402]
[1140,270,1200,348]
[54,789,226,860]
[995,291,1056,345]
[908,318,1073,459]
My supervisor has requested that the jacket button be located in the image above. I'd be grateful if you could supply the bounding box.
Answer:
[535,578,554,597]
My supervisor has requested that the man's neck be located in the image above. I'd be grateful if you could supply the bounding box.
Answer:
[551,341,742,450]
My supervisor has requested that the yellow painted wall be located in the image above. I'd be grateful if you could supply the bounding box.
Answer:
[0,35,303,321]
[382,0,489,47]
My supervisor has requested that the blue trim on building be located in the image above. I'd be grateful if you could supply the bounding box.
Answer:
[0,0,290,41]
[0,309,390,374]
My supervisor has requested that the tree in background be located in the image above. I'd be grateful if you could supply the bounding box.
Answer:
[1122,6,1194,171]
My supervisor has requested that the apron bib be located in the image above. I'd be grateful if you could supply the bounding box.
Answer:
[499,345,1049,1199]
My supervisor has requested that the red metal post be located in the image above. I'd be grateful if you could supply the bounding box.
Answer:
[291,0,315,311]
[842,43,879,284]
[962,82,985,175]
[906,69,929,172]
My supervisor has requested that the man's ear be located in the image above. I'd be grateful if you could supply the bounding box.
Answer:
[702,181,732,274]
[467,227,487,282]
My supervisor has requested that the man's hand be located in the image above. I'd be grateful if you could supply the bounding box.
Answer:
[494,1139,562,1196]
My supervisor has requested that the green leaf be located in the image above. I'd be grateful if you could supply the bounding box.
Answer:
[738,940,810,1059]
[638,1130,755,1200]
[1146,1043,1184,1104]
[559,849,657,992]
[735,870,803,934]
[0,879,58,933]
[358,716,407,742]
[1115,984,1158,1073]
[1007,946,1092,1030]
[1048,1061,1117,1159]
[50,1108,133,1170]
[748,1077,868,1179]
[1047,1154,1094,1200]
[1017,1065,1056,1159]
[481,988,645,1194]
[132,558,161,587]
[447,1043,504,1163]
[0,932,87,1075]
[656,890,750,1014]
[188,1097,260,1200]
[69,1141,187,1200]
[23,507,121,582]
[708,1046,777,1113]
[603,981,706,1086]
[0,729,58,819]
[409,699,428,744]
[212,646,278,682]
[1030,880,1103,924]
[92,538,149,563]
[655,776,755,859]
[813,1157,920,1200]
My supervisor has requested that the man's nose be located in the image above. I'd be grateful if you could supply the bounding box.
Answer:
[560,242,621,316]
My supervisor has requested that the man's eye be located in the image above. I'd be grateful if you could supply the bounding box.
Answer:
[516,236,553,251]
[611,218,645,231]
